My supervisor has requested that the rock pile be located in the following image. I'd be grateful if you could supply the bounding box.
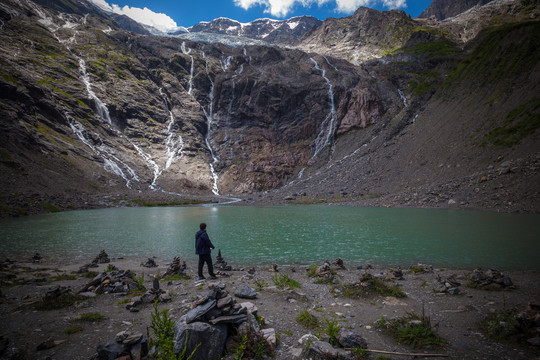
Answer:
[140,257,158,268]
[521,301,540,346]
[409,263,434,273]
[92,331,148,360]
[171,282,274,360]
[31,253,42,263]
[298,328,368,359]
[125,278,171,312]
[93,250,110,264]
[79,268,141,294]
[468,268,514,289]
[434,274,462,295]
[162,257,187,278]
[215,249,232,271]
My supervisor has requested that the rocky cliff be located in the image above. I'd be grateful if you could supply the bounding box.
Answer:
[0,0,539,216]
[419,0,495,20]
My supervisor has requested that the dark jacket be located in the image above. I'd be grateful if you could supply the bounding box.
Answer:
[195,230,214,255]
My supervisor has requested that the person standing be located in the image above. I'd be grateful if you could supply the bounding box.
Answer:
[195,222,217,280]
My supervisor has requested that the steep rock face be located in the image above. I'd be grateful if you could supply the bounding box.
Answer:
[189,16,322,44]
[298,7,418,64]
[419,0,495,20]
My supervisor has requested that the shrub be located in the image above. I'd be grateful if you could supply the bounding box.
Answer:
[479,308,535,343]
[296,310,319,329]
[376,312,445,349]
[64,326,84,335]
[334,274,405,298]
[320,318,340,347]
[230,331,274,360]
[272,273,301,289]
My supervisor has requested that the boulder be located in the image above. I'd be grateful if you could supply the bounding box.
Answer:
[300,340,352,360]
[337,328,367,349]
[235,284,257,299]
[173,320,227,360]
[185,300,217,324]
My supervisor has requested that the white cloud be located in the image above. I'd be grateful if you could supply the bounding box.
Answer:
[88,0,178,32]
[234,0,407,17]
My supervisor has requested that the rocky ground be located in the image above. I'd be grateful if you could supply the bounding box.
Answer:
[1,254,539,360]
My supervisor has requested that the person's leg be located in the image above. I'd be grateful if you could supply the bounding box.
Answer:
[206,255,216,278]
[198,255,205,279]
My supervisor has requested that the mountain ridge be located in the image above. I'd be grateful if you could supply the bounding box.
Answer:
[0,0,539,216]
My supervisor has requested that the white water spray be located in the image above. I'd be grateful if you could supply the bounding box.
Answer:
[79,58,112,124]
[203,57,220,195]
[398,89,408,107]
[181,42,194,95]
[310,57,337,159]
[159,88,185,169]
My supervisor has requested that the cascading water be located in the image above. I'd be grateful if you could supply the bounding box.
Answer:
[66,114,139,188]
[159,88,184,169]
[181,42,194,95]
[323,55,339,71]
[203,54,220,195]
[79,59,112,125]
[398,89,408,107]
[310,57,337,159]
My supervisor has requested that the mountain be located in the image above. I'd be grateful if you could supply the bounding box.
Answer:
[419,0,495,20]
[0,0,539,216]
[188,16,322,44]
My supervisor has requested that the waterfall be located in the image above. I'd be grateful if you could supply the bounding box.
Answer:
[398,89,408,107]
[220,55,233,71]
[67,114,139,188]
[132,143,160,189]
[159,88,184,169]
[181,42,194,95]
[79,58,112,124]
[323,56,339,71]
[310,57,337,159]
[203,56,220,195]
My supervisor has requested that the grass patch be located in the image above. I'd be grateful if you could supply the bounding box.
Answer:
[41,202,61,213]
[117,298,130,305]
[161,273,191,282]
[296,310,319,329]
[83,271,100,278]
[35,292,78,311]
[484,98,540,147]
[272,273,301,290]
[50,273,78,281]
[230,332,274,360]
[479,307,537,344]
[377,312,445,349]
[64,326,84,335]
[76,312,107,322]
[254,279,269,290]
[334,274,406,298]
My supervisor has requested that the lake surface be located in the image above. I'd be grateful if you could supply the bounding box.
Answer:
[0,206,539,270]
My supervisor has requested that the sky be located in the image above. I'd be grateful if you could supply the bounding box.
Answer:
[89,0,433,32]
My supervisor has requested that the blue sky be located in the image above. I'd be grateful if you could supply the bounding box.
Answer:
[90,0,433,31]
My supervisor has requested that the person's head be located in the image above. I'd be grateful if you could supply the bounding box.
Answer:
[200,223,207,230]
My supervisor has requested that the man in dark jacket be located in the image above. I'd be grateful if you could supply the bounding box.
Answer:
[195,222,217,280]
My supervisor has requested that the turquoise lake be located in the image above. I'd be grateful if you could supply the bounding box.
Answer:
[0,206,539,269]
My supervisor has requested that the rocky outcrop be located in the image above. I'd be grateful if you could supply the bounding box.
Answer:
[418,0,495,20]
[298,7,418,64]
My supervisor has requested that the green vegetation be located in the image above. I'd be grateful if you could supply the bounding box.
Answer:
[36,292,78,311]
[479,307,536,343]
[446,22,540,86]
[334,274,406,298]
[40,202,61,213]
[377,312,445,349]
[76,312,107,322]
[409,80,437,96]
[64,326,84,335]
[50,273,77,281]
[272,273,301,289]
[484,98,540,147]
[117,298,130,305]
[402,38,459,58]
[230,331,273,360]
[161,273,191,282]
[296,310,319,329]
[320,318,340,347]
[83,271,100,278]
[253,279,269,290]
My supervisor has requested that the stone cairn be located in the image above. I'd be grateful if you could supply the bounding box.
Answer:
[79,266,139,295]
[214,249,232,277]
[78,250,110,273]
[162,256,187,278]
[92,331,148,360]
[434,274,462,295]
[468,268,514,289]
[171,282,275,360]
[140,257,158,268]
